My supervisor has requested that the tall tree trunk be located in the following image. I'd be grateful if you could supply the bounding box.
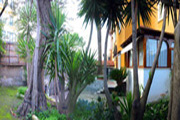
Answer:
[97,25,102,74]
[86,20,93,52]
[168,7,180,119]
[140,7,167,119]
[17,0,52,116]
[103,22,121,120]
[131,0,140,119]
[168,1,177,119]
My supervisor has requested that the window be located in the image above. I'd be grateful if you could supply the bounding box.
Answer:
[158,41,167,67]
[138,40,144,66]
[171,43,174,48]
[146,39,157,67]
[158,2,164,21]
[146,39,168,67]
[129,50,133,67]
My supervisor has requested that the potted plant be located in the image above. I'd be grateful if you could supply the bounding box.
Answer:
[109,67,128,86]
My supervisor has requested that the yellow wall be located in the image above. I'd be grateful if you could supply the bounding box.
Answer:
[115,3,176,68]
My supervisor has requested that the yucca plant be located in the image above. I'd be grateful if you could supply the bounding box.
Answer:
[0,21,5,56]
[43,4,96,114]
[110,67,128,86]
[119,92,133,120]
[16,2,36,86]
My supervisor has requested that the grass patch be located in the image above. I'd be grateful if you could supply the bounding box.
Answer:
[0,86,23,120]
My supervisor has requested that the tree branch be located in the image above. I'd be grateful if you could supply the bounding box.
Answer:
[140,7,167,114]
[0,0,8,17]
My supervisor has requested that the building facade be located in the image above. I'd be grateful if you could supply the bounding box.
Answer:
[0,0,25,86]
[113,3,174,102]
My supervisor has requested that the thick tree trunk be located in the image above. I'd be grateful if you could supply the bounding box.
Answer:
[86,20,93,52]
[168,69,173,120]
[169,21,180,120]
[17,0,52,116]
[139,7,167,119]
[103,22,121,120]
[131,1,140,119]
[168,4,180,120]
[97,25,102,74]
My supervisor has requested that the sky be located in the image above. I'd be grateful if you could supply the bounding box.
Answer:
[64,0,112,60]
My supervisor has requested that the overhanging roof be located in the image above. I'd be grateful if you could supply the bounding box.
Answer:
[121,27,174,48]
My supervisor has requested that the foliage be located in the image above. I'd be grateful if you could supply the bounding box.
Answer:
[16,86,28,99]
[118,91,168,120]
[143,98,169,120]
[72,98,113,120]
[25,108,67,120]
[44,3,97,114]
[16,34,35,61]
[78,0,102,27]
[119,92,133,120]
[35,108,66,120]
[17,86,28,95]
[16,3,36,61]
[100,0,126,31]
[0,21,5,55]
[71,99,96,120]
[88,97,114,120]
[124,0,156,26]
[110,67,128,84]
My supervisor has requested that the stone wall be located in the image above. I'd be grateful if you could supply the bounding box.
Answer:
[0,65,25,86]
[0,43,26,86]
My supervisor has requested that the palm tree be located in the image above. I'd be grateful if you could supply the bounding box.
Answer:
[79,0,103,74]
[100,0,126,119]
[97,25,102,74]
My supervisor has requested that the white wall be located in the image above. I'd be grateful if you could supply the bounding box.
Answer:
[144,68,171,102]
[127,68,144,95]
[127,68,171,102]
[118,55,121,69]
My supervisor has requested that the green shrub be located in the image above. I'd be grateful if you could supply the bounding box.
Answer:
[110,67,128,84]
[16,87,28,99]
[118,91,168,120]
[72,98,113,120]
[87,97,114,120]
[143,98,169,120]
[17,86,28,95]
[34,108,66,120]
[119,92,133,120]
[71,99,96,120]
